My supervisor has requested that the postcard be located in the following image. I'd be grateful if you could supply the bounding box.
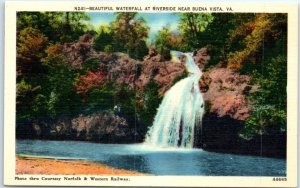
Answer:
[4,1,298,187]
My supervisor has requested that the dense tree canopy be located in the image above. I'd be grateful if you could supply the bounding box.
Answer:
[17,12,90,43]
[154,25,184,60]
[178,13,213,49]
[110,13,149,60]
[93,25,113,52]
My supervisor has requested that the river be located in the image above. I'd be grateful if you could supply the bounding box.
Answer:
[17,139,286,176]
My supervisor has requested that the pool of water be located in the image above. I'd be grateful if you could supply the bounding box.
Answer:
[16,139,286,176]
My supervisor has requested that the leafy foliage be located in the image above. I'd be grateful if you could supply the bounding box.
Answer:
[110,13,149,60]
[240,55,287,139]
[178,13,213,49]
[17,12,90,43]
[16,27,49,122]
[114,84,137,126]
[42,44,82,118]
[84,83,115,112]
[239,14,287,139]
[200,13,252,66]
[240,105,286,140]
[154,25,185,60]
[93,25,113,52]
[104,45,114,54]
[136,80,162,135]
[251,56,287,109]
[17,27,48,79]
[76,70,106,93]
[81,58,101,72]
[17,80,44,120]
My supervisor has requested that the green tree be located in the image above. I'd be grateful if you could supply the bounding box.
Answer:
[17,27,48,80]
[178,13,213,49]
[110,13,149,60]
[227,14,286,69]
[241,55,287,139]
[223,14,288,139]
[154,25,184,60]
[136,80,162,136]
[201,14,242,66]
[16,80,48,121]
[84,83,115,112]
[114,84,137,125]
[60,12,90,42]
[42,44,82,118]
[17,12,90,43]
[17,12,63,42]
[93,25,113,52]
[16,27,49,122]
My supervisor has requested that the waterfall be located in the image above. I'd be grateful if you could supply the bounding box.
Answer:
[144,51,205,148]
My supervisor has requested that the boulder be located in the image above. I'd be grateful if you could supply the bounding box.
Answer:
[202,68,252,121]
[70,112,139,143]
[62,34,94,68]
[199,72,212,92]
[144,48,162,62]
[194,48,211,70]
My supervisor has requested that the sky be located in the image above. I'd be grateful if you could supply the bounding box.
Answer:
[87,12,180,41]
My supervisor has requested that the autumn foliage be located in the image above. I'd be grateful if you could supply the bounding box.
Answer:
[76,70,107,93]
[45,44,64,58]
[227,14,286,69]
[17,27,48,62]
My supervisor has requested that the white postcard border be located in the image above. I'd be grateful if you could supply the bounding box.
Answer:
[4,1,298,187]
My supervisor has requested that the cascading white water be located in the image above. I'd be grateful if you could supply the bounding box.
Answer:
[145,51,205,148]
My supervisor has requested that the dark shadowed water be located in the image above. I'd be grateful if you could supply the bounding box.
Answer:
[16,140,286,176]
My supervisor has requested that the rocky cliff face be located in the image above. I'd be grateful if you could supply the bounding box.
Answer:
[201,68,252,121]
[17,112,140,143]
[87,45,253,121]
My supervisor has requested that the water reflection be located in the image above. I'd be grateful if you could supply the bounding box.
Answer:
[104,155,151,174]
